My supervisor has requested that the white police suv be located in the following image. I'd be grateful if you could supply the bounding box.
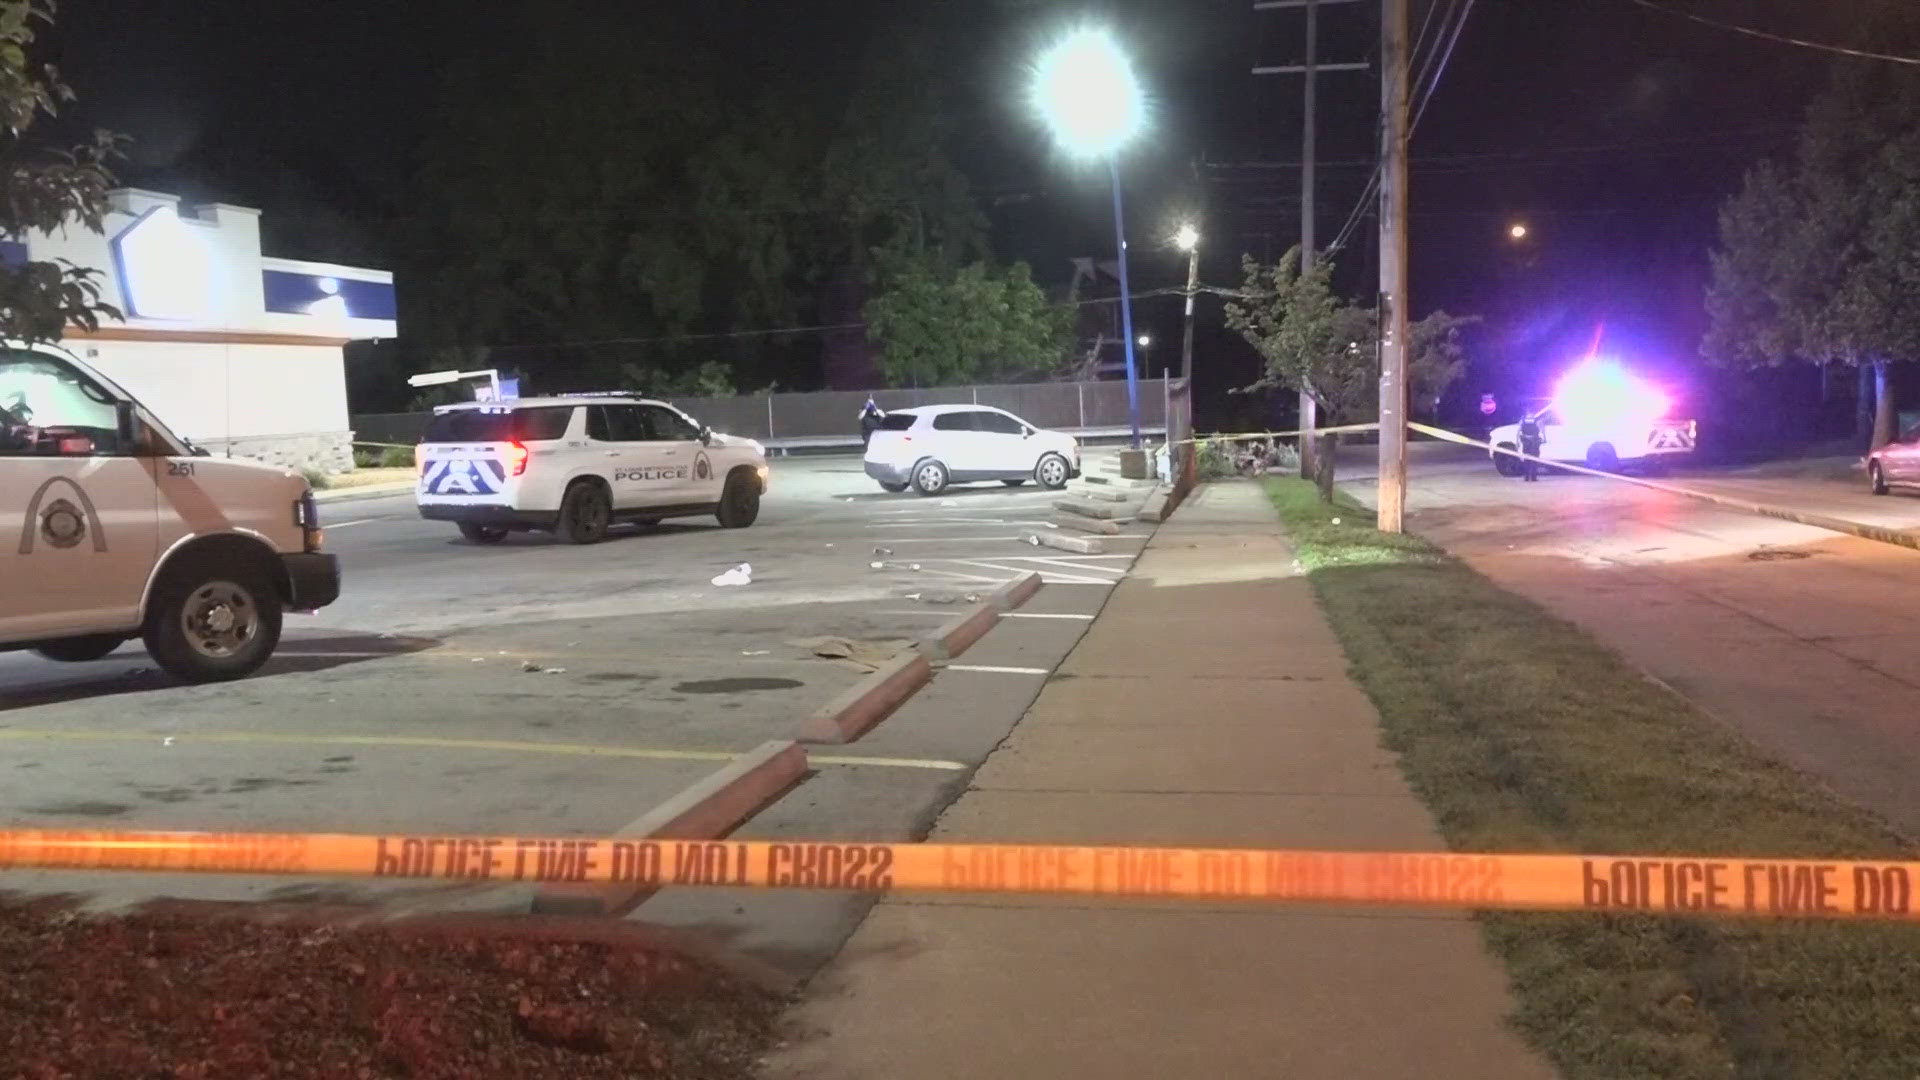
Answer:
[415,395,769,543]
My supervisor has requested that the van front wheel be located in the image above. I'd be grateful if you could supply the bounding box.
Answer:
[143,556,282,683]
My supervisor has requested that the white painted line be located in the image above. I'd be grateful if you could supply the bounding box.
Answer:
[869,520,1052,528]
[940,558,1114,585]
[912,567,1011,584]
[1021,556,1125,576]
[863,535,1025,543]
[1003,612,1095,620]
[1002,554,1134,562]
[946,664,1051,675]
[325,518,379,529]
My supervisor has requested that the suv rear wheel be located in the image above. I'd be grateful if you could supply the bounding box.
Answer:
[143,555,282,682]
[557,481,611,544]
[913,459,950,496]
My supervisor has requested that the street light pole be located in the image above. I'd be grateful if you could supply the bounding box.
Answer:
[1110,159,1143,449]
[1179,239,1198,384]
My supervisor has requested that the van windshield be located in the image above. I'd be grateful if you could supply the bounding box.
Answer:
[421,406,574,443]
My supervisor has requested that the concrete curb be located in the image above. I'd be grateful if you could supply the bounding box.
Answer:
[795,651,933,744]
[917,602,999,660]
[1050,513,1123,535]
[1052,498,1122,519]
[1137,487,1173,523]
[531,739,808,917]
[986,571,1044,611]
[1027,531,1106,554]
[1083,488,1131,503]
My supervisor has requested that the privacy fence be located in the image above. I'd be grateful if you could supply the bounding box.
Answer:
[353,378,1171,451]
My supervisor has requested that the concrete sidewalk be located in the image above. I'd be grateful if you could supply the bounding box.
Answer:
[765,481,1553,1079]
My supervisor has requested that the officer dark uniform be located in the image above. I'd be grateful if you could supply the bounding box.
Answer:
[859,397,885,446]
[1518,414,1544,482]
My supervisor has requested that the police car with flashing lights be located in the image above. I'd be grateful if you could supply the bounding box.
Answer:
[1487,362,1696,477]
[414,394,769,543]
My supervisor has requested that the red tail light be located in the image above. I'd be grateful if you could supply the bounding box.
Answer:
[506,441,530,476]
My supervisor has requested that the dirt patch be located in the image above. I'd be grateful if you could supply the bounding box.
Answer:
[20,800,129,817]
[0,898,781,1078]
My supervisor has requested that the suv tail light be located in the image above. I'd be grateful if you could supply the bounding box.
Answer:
[506,441,530,476]
[293,492,323,552]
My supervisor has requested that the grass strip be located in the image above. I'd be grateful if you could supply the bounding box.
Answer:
[1263,476,1920,1079]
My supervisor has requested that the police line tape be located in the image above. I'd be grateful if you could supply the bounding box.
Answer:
[5,829,1920,920]
[1405,423,1920,555]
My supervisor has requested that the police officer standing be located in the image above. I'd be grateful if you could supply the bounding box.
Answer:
[859,396,885,447]
[1518,412,1544,482]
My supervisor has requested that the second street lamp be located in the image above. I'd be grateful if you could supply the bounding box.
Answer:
[1173,223,1199,384]
[1032,28,1148,449]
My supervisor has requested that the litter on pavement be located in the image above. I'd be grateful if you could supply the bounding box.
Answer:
[711,563,753,586]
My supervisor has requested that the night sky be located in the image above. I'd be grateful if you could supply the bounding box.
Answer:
[41,0,1865,418]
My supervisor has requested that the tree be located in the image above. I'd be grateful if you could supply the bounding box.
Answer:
[864,257,1071,386]
[0,0,123,344]
[1704,14,1920,449]
[1223,247,1473,424]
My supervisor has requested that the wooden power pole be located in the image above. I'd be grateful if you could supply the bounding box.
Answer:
[1376,0,1410,532]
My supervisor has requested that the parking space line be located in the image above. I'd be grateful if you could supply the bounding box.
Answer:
[324,518,379,529]
[0,729,964,771]
[944,664,1051,675]
[869,520,1052,528]
[913,567,1012,584]
[1003,612,1095,620]
[1017,557,1126,576]
[941,558,1112,585]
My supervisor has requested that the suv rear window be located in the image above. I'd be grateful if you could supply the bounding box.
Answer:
[876,414,918,431]
[421,406,574,443]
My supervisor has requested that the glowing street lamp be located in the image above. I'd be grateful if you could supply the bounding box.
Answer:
[1508,223,1529,240]
[1032,28,1148,448]
[1173,222,1200,382]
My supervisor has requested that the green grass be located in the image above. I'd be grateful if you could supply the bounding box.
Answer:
[1263,477,1920,1079]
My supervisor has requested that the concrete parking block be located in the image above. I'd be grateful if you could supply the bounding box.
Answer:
[916,603,999,660]
[1049,513,1122,535]
[1026,531,1106,554]
[531,739,808,917]
[1052,498,1123,519]
[985,571,1043,611]
[796,652,933,744]
[1084,488,1131,503]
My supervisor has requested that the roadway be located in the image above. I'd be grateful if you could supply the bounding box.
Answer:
[1335,440,1920,836]
[0,454,1148,971]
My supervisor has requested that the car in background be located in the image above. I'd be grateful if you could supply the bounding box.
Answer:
[1867,424,1920,496]
[864,404,1079,496]
[416,395,768,543]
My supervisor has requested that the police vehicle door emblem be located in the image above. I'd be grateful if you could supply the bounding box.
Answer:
[18,476,107,553]
[694,452,712,481]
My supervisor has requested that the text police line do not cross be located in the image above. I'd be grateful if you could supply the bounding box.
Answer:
[7,830,1920,920]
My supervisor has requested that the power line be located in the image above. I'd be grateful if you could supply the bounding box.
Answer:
[1327,0,1478,254]
[1623,0,1920,66]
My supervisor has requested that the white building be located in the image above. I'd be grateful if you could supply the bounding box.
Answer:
[11,188,397,472]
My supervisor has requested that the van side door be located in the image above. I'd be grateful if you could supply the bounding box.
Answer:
[0,350,159,641]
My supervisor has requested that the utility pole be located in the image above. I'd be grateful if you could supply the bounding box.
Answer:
[1376,0,1410,532]
[1252,0,1365,479]
[1297,0,1320,481]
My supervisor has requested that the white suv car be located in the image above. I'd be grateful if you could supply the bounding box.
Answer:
[416,395,769,543]
[864,404,1079,496]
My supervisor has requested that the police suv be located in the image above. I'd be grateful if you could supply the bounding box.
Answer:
[1,344,339,682]
[415,394,769,543]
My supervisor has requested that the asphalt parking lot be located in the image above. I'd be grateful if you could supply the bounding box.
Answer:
[0,451,1153,971]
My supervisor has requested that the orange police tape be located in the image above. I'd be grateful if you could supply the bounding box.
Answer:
[4,829,1920,920]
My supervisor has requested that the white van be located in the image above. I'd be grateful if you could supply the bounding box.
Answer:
[0,344,338,682]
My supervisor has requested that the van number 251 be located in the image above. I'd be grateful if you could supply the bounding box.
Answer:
[167,461,196,477]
